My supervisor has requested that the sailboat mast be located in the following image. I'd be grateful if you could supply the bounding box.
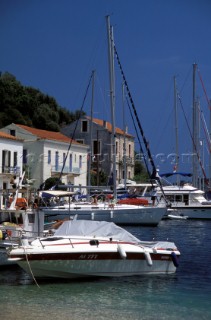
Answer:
[174,76,179,185]
[106,15,117,199]
[87,70,95,199]
[210,100,211,188]
[192,63,198,187]
[122,83,127,189]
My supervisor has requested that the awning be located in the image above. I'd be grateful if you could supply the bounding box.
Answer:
[40,190,76,198]
[160,172,192,178]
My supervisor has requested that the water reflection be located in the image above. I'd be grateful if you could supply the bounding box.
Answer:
[1,220,211,320]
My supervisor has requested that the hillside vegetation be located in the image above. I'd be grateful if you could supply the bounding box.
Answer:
[0,72,84,131]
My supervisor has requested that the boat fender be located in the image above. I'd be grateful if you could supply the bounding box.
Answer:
[0,230,7,240]
[110,211,113,219]
[171,252,179,267]
[21,235,29,247]
[144,251,153,266]
[91,212,95,220]
[117,244,127,259]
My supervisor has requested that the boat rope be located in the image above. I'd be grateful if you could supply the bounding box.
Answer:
[198,105,211,152]
[178,94,209,185]
[197,67,211,109]
[126,96,151,177]
[113,43,168,203]
[57,71,94,184]
[114,45,156,176]
[23,245,40,288]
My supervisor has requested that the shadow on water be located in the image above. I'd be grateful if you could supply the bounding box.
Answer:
[0,264,180,289]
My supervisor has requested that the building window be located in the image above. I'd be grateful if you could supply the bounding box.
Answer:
[14,152,17,167]
[129,144,131,158]
[122,170,125,179]
[79,155,82,169]
[123,142,125,157]
[23,149,27,164]
[2,150,11,172]
[116,141,118,154]
[76,139,84,144]
[128,171,131,179]
[10,129,16,136]
[69,154,72,172]
[55,151,59,171]
[48,150,51,164]
[93,140,100,157]
[63,153,66,165]
[81,120,88,133]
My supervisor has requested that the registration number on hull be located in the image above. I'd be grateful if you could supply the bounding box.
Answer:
[79,254,98,260]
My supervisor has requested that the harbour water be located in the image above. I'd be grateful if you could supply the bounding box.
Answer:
[0,219,211,320]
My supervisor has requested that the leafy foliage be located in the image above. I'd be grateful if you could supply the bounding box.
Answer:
[133,152,149,182]
[42,177,64,190]
[0,72,85,131]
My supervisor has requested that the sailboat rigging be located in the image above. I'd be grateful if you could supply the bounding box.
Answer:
[108,23,167,202]
[38,16,167,226]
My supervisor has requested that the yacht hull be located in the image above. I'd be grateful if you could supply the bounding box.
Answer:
[41,205,166,226]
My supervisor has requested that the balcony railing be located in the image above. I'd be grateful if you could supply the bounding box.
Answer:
[51,165,80,175]
[1,166,21,175]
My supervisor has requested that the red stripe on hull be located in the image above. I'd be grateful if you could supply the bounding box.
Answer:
[11,251,177,262]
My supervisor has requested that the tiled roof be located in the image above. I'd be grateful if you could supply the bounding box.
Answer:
[0,131,23,141]
[86,117,134,138]
[16,124,80,144]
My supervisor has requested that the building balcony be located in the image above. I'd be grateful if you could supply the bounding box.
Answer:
[51,165,80,176]
[0,166,21,175]
[118,157,134,166]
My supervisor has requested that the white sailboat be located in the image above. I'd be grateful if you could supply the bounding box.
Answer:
[39,16,167,226]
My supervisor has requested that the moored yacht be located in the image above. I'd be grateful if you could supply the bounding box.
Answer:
[8,220,180,279]
[40,196,166,226]
[156,183,211,219]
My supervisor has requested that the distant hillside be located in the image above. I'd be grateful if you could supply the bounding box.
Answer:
[0,72,85,131]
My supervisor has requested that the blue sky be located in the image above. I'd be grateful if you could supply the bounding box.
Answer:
[1,0,211,177]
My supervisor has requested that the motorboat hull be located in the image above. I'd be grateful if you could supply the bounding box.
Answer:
[11,248,179,278]
[8,240,179,279]
[16,256,178,279]
[167,206,211,219]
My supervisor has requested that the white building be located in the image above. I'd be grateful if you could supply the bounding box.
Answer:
[0,131,23,209]
[0,124,89,190]
[61,116,135,185]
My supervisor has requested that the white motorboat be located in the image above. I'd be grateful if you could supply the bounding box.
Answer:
[8,220,180,279]
[156,184,211,219]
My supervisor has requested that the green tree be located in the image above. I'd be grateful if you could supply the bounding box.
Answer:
[133,152,149,182]
[43,177,63,190]
[0,71,85,130]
